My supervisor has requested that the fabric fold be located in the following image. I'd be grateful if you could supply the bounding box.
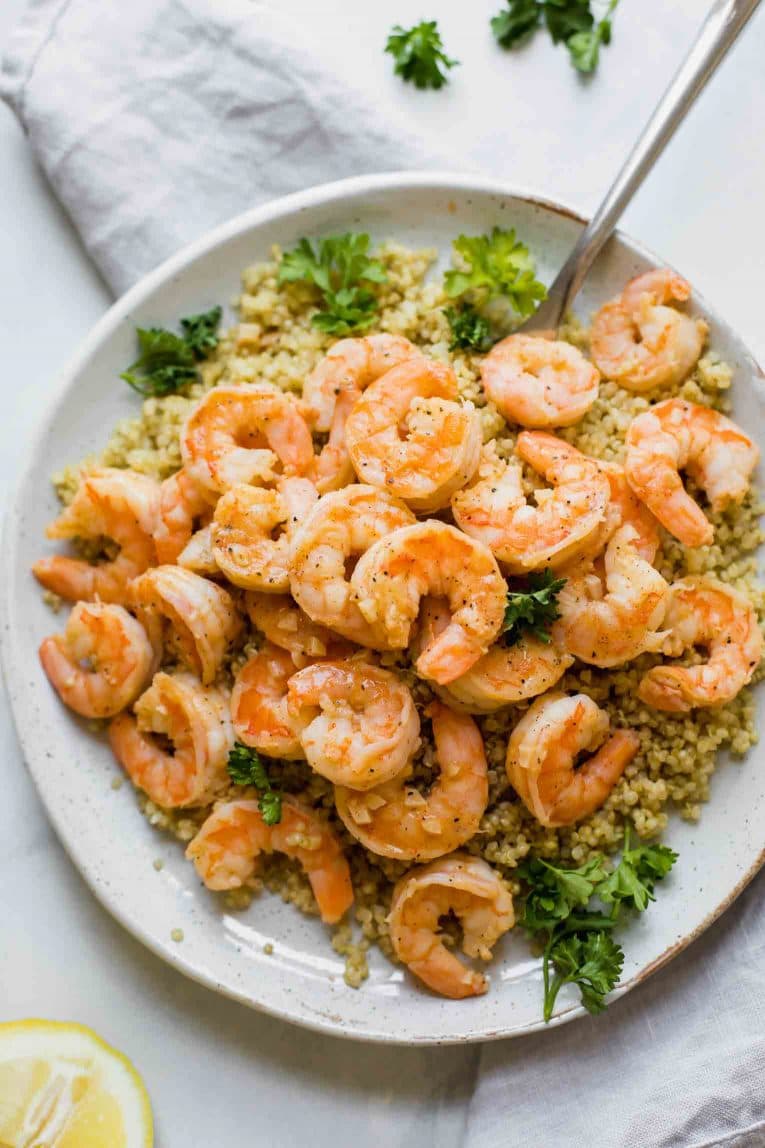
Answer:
[0,0,442,294]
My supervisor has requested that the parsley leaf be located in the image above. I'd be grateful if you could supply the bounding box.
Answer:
[490,0,541,47]
[566,0,618,72]
[519,827,676,1021]
[227,743,283,825]
[444,304,493,352]
[519,855,608,931]
[546,931,624,1018]
[444,227,547,320]
[385,20,459,90]
[502,569,566,645]
[258,790,283,826]
[491,0,619,73]
[180,306,223,358]
[121,328,196,397]
[278,233,387,336]
[596,826,678,914]
[566,27,601,72]
[544,0,593,43]
[121,306,222,397]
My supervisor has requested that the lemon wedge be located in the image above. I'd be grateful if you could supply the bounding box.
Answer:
[0,1020,153,1148]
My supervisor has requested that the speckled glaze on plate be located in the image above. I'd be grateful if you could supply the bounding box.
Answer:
[2,173,764,1044]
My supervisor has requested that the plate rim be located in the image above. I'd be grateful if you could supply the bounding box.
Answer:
[3,169,764,1045]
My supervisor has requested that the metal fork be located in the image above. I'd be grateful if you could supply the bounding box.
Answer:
[520,0,761,335]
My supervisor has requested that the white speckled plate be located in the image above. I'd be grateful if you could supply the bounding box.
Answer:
[3,173,764,1044]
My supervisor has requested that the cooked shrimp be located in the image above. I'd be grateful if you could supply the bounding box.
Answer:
[388,854,515,999]
[413,597,573,713]
[303,334,421,492]
[109,671,234,807]
[154,469,213,565]
[625,398,759,547]
[345,357,482,512]
[538,456,662,572]
[596,460,661,564]
[210,476,317,591]
[638,577,763,711]
[480,334,599,428]
[289,484,415,648]
[553,525,670,667]
[177,524,218,575]
[130,565,241,684]
[506,692,639,827]
[441,642,574,714]
[335,701,488,861]
[287,661,420,789]
[351,521,507,684]
[231,643,305,759]
[245,592,353,666]
[181,384,314,495]
[33,468,160,603]
[310,387,358,493]
[452,433,610,574]
[590,269,707,392]
[186,796,353,923]
[39,602,154,719]
[304,334,420,432]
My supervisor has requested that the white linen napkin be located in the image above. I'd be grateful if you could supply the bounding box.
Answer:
[2,3,765,1145]
[0,0,442,294]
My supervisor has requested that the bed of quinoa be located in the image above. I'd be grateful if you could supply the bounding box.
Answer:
[51,244,765,988]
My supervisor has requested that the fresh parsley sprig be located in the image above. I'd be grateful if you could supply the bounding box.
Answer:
[491,0,541,46]
[518,827,677,1020]
[491,0,619,74]
[180,307,224,358]
[597,825,678,915]
[519,854,608,929]
[503,569,566,646]
[121,306,222,397]
[445,227,547,319]
[385,20,459,89]
[444,304,493,352]
[278,233,387,336]
[227,743,283,826]
[546,931,624,1016]
[566,1,618,74]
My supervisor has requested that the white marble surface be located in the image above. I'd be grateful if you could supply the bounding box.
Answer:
[1,0,764,1143]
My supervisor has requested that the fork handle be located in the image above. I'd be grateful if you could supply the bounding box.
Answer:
[530,0,761,331]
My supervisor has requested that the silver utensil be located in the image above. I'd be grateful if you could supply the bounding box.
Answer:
[522,0,762,334]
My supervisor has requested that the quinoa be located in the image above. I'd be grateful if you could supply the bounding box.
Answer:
[53,243,763,987]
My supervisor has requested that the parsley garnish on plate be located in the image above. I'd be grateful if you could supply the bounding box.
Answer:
[444,304,493,352]
[445,227,547,319]
[385,20,459,89]
[227,743,283,826]
[518,827,677,1020]
[546,931,625,1016]
[520,854,608,930]
[502,569,566,646]
[180,307,224,357]
[120,306,222,397]
[442,226,547,350]
[596,826,678,914]
[491,0,619,73]
[278,233,387,336]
